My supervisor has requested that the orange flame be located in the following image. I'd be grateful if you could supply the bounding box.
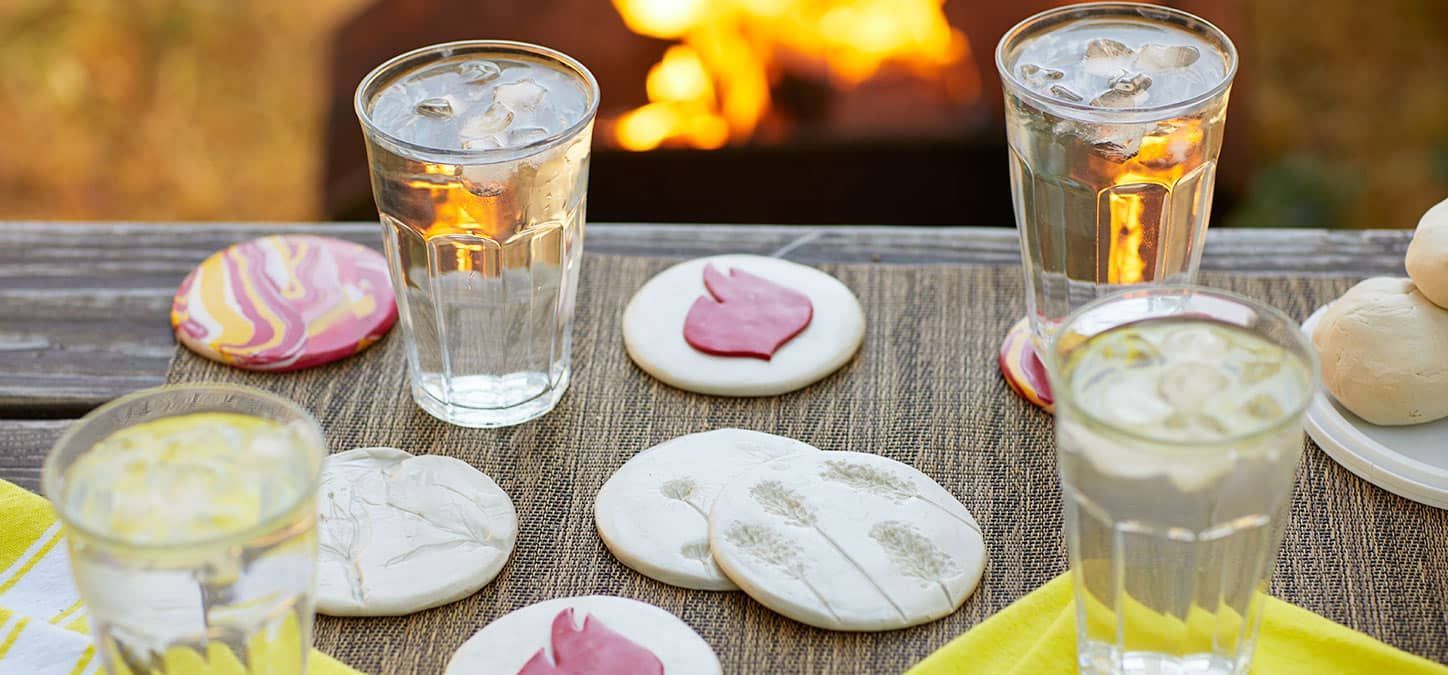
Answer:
[611,0,972,150]
[1107,191,1146,284]
[1106,119,1207,284]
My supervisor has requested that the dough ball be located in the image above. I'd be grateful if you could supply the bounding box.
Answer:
[1406,197,1448,309]
[1312,277,1448,425]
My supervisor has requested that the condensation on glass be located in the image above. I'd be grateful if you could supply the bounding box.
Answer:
[996,3,1238,348]
[356,41,599,427]
[1048,287,1318,675]
[44,384,326,674]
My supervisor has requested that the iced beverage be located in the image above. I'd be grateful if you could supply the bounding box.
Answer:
[356,41,598,427]
[996,4,1237,346]
[1049,288,1317,675]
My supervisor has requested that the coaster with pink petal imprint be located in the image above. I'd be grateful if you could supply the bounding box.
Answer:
[623,255,865,396]
[445,596,721,674]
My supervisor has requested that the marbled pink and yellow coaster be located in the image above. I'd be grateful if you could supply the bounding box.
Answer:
[999,317,1053,413]
[171,235,397,371]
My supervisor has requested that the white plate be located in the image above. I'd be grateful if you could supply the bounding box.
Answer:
[1301,307,1448,509]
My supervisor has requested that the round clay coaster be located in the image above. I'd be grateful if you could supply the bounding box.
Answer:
[709,451,986,632]
[170,235,396,371]
[445,595,721,674]
[999,317,1054,412]
[595,429,820,591]
[316,447,517,616]
[623,255,865,396]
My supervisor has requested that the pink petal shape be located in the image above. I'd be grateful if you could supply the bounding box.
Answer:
[683,265,813,360]
[516,608,664,675]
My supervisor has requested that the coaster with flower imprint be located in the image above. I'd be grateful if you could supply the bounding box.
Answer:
[594,429,820,591]
[709,451,986,631]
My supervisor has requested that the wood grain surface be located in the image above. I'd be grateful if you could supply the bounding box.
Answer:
[0,221,1407,483]
[0,221,1412,487]
[0,222,1410,418]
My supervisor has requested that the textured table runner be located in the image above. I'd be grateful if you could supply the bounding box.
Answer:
[166,256,1448,673]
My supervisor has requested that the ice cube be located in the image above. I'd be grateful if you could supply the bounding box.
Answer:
[1239,359,1283,385]
[1158,362,1228,411]
[503,126,551,147]
[494,79,548,112]
[1091,89,1147,108]
[1110,72,1152,94]
[1098,331,1162,368]
[414,97,454,119]
[1019,63,1065,88]
[1163,326,1229,359]
[1135,44,1201,70]
[1091,135,1141,162]
[1085,38,1134,59]
[459,60,502,84]
[1091,72,1152,108]
[1242,393,1284,420]
[1082,38,1135,77]
[1049,84,1084,102]
[460,102,514,139]
[461,136,504,151]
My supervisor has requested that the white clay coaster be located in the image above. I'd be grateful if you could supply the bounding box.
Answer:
[595,429,821,591]
[445,595,722,675]
[316,447,518,616]
[709,451,986,631]
[623,254,865,396]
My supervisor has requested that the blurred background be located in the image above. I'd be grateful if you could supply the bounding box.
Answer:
[0,0,1444,228]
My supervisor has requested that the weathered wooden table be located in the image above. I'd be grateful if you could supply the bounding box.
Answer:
[2,222,1439,668]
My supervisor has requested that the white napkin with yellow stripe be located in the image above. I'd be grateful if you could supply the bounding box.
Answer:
[0,478,357,674]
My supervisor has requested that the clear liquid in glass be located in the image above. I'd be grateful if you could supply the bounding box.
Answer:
[1056,319,1313,675]
[59,413,320,674]
[360,49,594,427]
[1001,13,1234,347]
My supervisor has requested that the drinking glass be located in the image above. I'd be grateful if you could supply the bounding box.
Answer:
[44,384,326,674]
[355,41,599,428]
[996,3,1238,348]
[1047,287,1318,675]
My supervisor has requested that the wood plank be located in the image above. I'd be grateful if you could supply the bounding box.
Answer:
[0,222,1412,418]
[0,419,69,492]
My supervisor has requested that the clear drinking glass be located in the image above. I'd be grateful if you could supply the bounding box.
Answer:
[1047,287,1318,675]
[355,41,599,427]
[996,3,1238,348]
[44,384,326,674]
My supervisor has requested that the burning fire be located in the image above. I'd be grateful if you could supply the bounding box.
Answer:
[1106,119,1207,285]
[611,0,972,151]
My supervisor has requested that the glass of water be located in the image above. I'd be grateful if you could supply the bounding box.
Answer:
[44,384,325,674]
[996,3,1238,348]
[355,41,599,427]
[1047,287,1318,675]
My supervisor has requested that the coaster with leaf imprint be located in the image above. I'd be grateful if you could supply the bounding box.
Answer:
[709,451,986,631]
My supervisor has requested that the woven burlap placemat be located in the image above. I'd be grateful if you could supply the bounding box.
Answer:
[166,256,1448,673]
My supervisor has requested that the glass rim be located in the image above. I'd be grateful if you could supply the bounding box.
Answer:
[994,1,1239,117]
[1046,284,1320,449]
[43,383,327,551]
[354,39,601,162]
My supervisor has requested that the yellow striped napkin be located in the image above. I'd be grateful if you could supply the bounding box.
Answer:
[0,479,357,674]
[908,573,1448,675]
